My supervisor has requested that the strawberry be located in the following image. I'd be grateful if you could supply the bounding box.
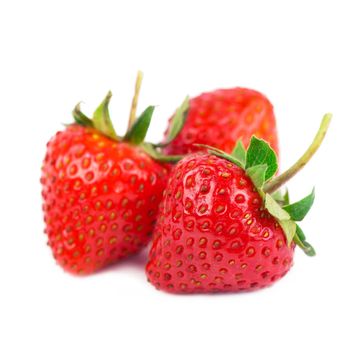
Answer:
[41,73,182,275]
[163,88,279,156]
[146,115,331,293]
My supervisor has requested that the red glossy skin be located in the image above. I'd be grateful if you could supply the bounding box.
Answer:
[146,153,294,293]
[164,88,279,156]
[41,125,168,275]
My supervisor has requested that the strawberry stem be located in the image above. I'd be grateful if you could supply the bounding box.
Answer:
[263,114,332,194]
[128,71,143,131]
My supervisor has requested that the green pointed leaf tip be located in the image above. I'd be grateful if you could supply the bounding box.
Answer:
[271,188,290,206]
[195,144,245,170]
[294,225,316,256]
[141,143,183,163]
[283,189,290,206]
[124,106,155,145]
[72,103,93,127]
[231,140,246,167]
[279,219,297,245]
[283,189,315,221]
[165,96,190,144]
[92,91,117,140]
[246,164,267,189]
[246,136,278,180]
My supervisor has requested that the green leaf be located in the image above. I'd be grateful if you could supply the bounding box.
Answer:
[72,103,93,127]
[195,144,245,170]
[294,225,316,256]
[141,143,183,163]
[92,91,117,140]
[279,219,297,245]
[161,96,189,146]
[283,189,290,205]
[246,136,278,181]
[295,224,306,241]
[272,190,284,202]
[271,188,290,206]
[231,140,246,167]
[265,193,291,221]
[283,188,315,221]
[124,106,155,145]
[246,164,267,189]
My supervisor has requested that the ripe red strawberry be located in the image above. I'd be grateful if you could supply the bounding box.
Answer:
[146,115,331,293]
[163,88,279,156]
[41,74,181,275]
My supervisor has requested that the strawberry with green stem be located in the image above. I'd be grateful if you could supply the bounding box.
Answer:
[146,114,331,293]
[41,72,184,275]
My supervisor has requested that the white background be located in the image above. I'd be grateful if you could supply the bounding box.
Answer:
[0,1,358,349]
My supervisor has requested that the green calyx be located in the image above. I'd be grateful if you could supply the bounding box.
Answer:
[156,96,190,148]
[72,91,118,141]
[71,72,189,161]
[198,113,332,256]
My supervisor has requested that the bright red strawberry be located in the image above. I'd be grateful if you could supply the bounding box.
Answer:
[41,74,181,275]
[146,115,331,293]
[163,88,279,156]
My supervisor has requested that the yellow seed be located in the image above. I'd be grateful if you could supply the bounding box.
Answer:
[82,158,90,169]
[97,249,104,257]
[96,153,104,162]
[199,205,207,213]
[221,172,231,178]
[215,205,225,213]
[63,156,70,165]
[88,229,95,237]
[109,237,117,245]
[73,180,82,190]
[112,168,119,176]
